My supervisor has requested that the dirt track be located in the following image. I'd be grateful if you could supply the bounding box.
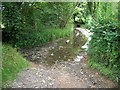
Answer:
[11,28,116,88]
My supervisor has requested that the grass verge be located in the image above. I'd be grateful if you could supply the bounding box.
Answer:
[87,59,119,83]
[2,44,30,87]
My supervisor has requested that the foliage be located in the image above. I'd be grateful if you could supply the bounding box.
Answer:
[85,2,119,82]
[2,44,29,87]
[88,60,117,81]
[2,2,75,47]
[2,2,24,42]
[87,19,119,82]
[73,2,87,23]
[13,24,73,48]
[33,2,75,29]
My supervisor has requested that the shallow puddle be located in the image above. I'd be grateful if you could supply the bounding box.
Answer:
[44,29,87,66]
[15,28,117,88]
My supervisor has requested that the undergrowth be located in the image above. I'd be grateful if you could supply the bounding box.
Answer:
[88,60,118,83]
[10,24,73,48]
[86,19,120,83]
[2,44,30,87]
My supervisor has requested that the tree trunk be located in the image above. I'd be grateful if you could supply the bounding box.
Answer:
[87,2,93,15]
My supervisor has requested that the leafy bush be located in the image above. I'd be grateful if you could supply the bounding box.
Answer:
[2,3,24,42]
[2,2,75,47]
[87,19,120,82]
[12,24,73,48]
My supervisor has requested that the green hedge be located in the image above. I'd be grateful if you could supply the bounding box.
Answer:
[87,19,120,82]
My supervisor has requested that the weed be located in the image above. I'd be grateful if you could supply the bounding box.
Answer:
[2,44,30,87]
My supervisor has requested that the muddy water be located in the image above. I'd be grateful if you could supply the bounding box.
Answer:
[44,29,87,66]
[16,28,117,88]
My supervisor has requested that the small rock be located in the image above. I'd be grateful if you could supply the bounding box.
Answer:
[74,56,83,62]
[49,83,53,86]
[76,32,80,37]
[44,49,47,52]
[66,40,70,44]
[95,73,98,75]
[91,86,96,88]
[68,59,71,61]
[59,46,63,49]
[51,53,54,56]
[81,72,84,75]
[88,85,92,88]
[92,81,97,85]
[48,76,52,80]
[35,86,39,88]
[42,80,45,83]
[64,56,66,58]
[37,57,40,59]
[84,78,87,80]
[51,47,54,49]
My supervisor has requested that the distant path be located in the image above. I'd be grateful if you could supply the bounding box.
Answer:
[75,28,93,50]
[10,28,116,88]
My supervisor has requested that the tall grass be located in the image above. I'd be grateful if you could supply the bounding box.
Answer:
[14,24,73,48]
[2,44,29,87]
